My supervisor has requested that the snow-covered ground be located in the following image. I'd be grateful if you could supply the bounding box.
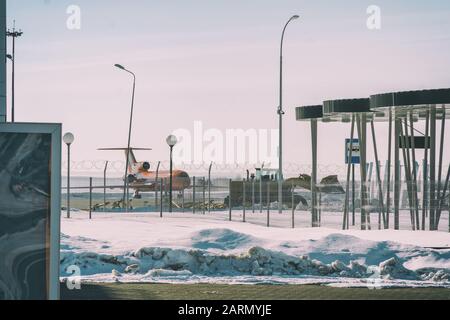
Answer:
[60,210,450,288]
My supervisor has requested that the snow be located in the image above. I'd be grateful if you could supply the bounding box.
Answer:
[60,210,450,288]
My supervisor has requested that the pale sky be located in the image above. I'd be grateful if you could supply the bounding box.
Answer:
[6,0,450,177]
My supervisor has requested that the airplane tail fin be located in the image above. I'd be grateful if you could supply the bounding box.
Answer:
[98,148,152,171]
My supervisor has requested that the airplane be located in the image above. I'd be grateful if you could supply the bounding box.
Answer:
[98,147,191,198]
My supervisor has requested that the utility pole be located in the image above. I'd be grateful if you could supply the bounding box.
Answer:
[6,21,23,123]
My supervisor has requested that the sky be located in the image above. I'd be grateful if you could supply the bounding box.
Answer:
[6,0,450,177]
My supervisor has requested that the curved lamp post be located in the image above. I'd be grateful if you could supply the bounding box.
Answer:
[166,135,178,213]
[63,132,75,219]
[114,64,136,212]
[278,14,300,213]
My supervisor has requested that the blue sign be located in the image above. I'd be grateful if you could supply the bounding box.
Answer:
[345,139,360,164]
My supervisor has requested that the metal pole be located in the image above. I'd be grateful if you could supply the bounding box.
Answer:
[437,165,450,227]
[155,161,161,208]
[430,106,437,230]
[67,143,71,219]
[202,177,206,215]
[6,23,23,123]
[267,181,270,227]
[169,146,174,213]
[243,180,246,222]
[311,119,318,227]
[394,118,401,230]
[343,115,355,229]
[356,114,367,230]
[89,177,93,220]
[400,121,415,230]
[192,176,196,214]
[252,179,255,213]
[116,66,136,213]
[352,163,356,226]
[229,178,232,221]
[318,192,322,227]
[278,15,299,214]
[259,178,263,213]
[103,161,108,212]
[436,108,446,227]
[386,111,392,228]
[160,178,163,218]
[422,111,430,230]
[0,4,7,123]
[11,35,15,122]
[370,120,387,229]
[291,181,295,228]
[409,114,420,230]
[361,114,370,230]
[182,188,185,213]
[208,162,213,214]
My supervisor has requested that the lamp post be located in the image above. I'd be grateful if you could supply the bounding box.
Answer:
[6,21,23,123]
[166,135,178,213]
[63,132,75,219]
[114,64,136,212]
[277,15,300,213]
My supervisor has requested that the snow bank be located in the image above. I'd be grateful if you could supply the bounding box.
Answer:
[60,212,450,287]
[60,232,450,286]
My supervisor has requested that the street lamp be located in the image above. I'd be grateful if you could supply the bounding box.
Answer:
[63,132,75,219]
[114,63,136,212]
[166,135,178,213]
[6,21,23,123]
[278,14,300,213]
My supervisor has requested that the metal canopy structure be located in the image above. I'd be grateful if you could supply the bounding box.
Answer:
[295,88,450,232]
[370,88,450,121]
[370,88,450,231]
[296,105,323,227]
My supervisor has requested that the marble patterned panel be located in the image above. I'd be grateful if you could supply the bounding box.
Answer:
[0,132,51,300]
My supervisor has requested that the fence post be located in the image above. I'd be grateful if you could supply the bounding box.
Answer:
[260,179,263,213]
[267,181,270,227]
[291,181,295,229]
[229,179,232,221]
[202,177,206,215]
[208,162,213,214]
[160,178,163,217]
[103,161,108,212]
[243,179,246,223]
[193,177,196,214]
[252,179,255,213]
[182,188,185,213]
[89,177,93,220]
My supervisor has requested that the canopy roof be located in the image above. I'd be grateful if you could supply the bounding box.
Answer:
[295,88,450,123]
[370,88,450,120]
[295,105,323,121]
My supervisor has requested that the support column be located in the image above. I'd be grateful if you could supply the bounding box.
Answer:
[409,114,420,230]
[356,114,368,230]
[343,115,355,230]
[422,111,430,230]
[371,120,387,229]
[386,110,393,228]
[311,119,318,227]
[430,106,437,230]
[394,118,401,230]
[436,107,446,226]
[400,120,415,230]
